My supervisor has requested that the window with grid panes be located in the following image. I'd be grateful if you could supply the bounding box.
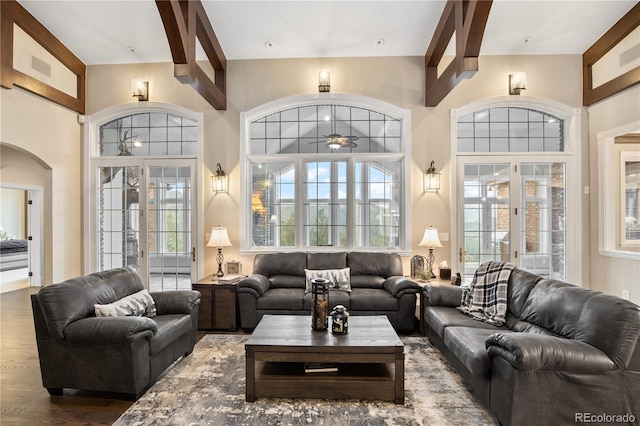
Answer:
[246,103,407,251]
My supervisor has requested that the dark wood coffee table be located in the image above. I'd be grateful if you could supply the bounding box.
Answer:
[245,314,404,404]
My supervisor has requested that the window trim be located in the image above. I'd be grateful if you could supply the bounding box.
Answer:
[451,96,583,284]
[598,120,640,259]
[82,102,205,278]
[239,93,411,254]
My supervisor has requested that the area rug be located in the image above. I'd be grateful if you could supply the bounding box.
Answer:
[114,334,497,425]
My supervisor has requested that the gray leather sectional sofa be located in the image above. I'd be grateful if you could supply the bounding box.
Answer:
[31,267,201,399]
[423,267,640,426]
[236,252,420,333]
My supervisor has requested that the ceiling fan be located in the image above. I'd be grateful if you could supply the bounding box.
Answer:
[308,105,359,150]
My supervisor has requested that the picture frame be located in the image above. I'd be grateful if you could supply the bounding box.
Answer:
[225,261,241,275]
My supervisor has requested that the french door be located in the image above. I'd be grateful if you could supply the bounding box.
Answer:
[95,158,197,290]
[457,156,570,284]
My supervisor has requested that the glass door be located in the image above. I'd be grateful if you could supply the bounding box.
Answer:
[457,157,567,283]
[96,159,196,290]
[144,160,196,291]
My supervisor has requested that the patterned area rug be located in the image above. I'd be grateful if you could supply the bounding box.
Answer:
[114,334,497,425]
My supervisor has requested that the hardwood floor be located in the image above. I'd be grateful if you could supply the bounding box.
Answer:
[0,287,213,425]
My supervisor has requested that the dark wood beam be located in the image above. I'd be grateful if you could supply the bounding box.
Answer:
[1,0,86,114]
[583,2,640,106]
[424,0,493,107]
[155,0,227,110]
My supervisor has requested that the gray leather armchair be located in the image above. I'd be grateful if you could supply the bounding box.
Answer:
[31,267,200,399]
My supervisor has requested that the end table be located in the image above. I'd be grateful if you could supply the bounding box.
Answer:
[192,277,238,331]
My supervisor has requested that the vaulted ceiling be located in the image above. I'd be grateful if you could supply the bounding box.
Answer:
[18,0,638,65]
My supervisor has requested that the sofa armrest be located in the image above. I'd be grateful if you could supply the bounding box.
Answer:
[486,332,615,373]
[383,276,420,297]
[423,282,463,307]
[237,274,271,297]
[150,290,201,315]
[64,316,157,342]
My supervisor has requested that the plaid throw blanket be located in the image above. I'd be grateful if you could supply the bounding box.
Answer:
[457,261,515,326]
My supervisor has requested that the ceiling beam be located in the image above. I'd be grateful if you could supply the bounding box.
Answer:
[583,2,640,106]
[424,0,493,107]
[155,0,226,110]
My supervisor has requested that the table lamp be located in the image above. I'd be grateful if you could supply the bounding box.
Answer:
[418,226,443,278]
[207,226,232,278]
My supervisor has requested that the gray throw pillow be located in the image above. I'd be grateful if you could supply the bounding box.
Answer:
[95,289,157,318]
[305,268,351,293]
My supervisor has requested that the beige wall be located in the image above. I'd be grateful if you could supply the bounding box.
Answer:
[0,88,79,283]
[86,55,590,282]
[588,85,640,304]
[4,53,599,288]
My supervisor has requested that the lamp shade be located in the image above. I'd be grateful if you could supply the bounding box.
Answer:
[418,227,443,248]
[207,226,232,247]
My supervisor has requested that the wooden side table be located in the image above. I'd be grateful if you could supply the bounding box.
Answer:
[192,277,238,331]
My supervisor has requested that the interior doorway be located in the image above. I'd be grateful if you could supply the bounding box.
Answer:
[0,185,44,292]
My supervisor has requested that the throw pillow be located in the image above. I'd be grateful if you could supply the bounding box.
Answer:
[95,289,157,318]
[305,268,351,293]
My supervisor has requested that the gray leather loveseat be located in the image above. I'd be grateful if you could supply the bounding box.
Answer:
[423,267,640,426]
[237,252,420,333]
[31,267,201,399]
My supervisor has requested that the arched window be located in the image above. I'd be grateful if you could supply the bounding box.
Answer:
[452,97,581,283]
[240,95,411,252]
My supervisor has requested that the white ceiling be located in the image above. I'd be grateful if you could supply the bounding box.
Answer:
[17,0,638,65]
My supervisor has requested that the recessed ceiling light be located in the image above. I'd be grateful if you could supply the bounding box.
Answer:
[376,39,385,46]
[127,46,136,53]
[265,41,275,48]
[522,36,533,44]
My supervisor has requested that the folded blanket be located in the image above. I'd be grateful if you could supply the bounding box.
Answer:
[458,261,515,326]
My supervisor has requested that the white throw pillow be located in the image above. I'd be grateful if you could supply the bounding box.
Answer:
[95,289,157,318]
[305,268,351,293]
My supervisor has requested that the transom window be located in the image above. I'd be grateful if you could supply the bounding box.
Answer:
[242,97,410,252]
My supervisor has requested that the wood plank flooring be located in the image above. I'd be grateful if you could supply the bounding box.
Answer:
[0,287,212,425]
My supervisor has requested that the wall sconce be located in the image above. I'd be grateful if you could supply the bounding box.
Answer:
[132,79,149,101]
[211,163,228,192]
[509,72,526,95]
[424,161,441,192]
[318,70,330,93]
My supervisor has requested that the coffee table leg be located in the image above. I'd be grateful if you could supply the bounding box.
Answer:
[395,348,405,404]
[245,345,255,402]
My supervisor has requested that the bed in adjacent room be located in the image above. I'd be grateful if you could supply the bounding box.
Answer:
[0,239,29,272]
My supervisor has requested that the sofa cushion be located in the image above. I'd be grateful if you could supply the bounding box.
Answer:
[253,252,306,278]
[520,279,594,339]
[350,275,385,289]
[304,268,351,293]
[350,288,397,311]
[444,327,513,377]
[269,275,306,289]
[426,306,505,338]
[149,314,191,355]
[94,289,157,318]
[347,252,403,277]
[303,291,351,310]
[307,252,347,270]
[257,288,305,310]
[506,268,543,319]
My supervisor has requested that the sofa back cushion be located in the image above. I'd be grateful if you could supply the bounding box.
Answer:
[36,267,144,339]
[574,294,640,369]
[519,279,594,339]
[347,252,403,278]
[506,268,543,319]
[307,252,347,270]
[253,252,306,278]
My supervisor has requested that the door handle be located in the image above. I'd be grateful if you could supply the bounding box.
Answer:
[191,247,196,262]
[459,247,466,263]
